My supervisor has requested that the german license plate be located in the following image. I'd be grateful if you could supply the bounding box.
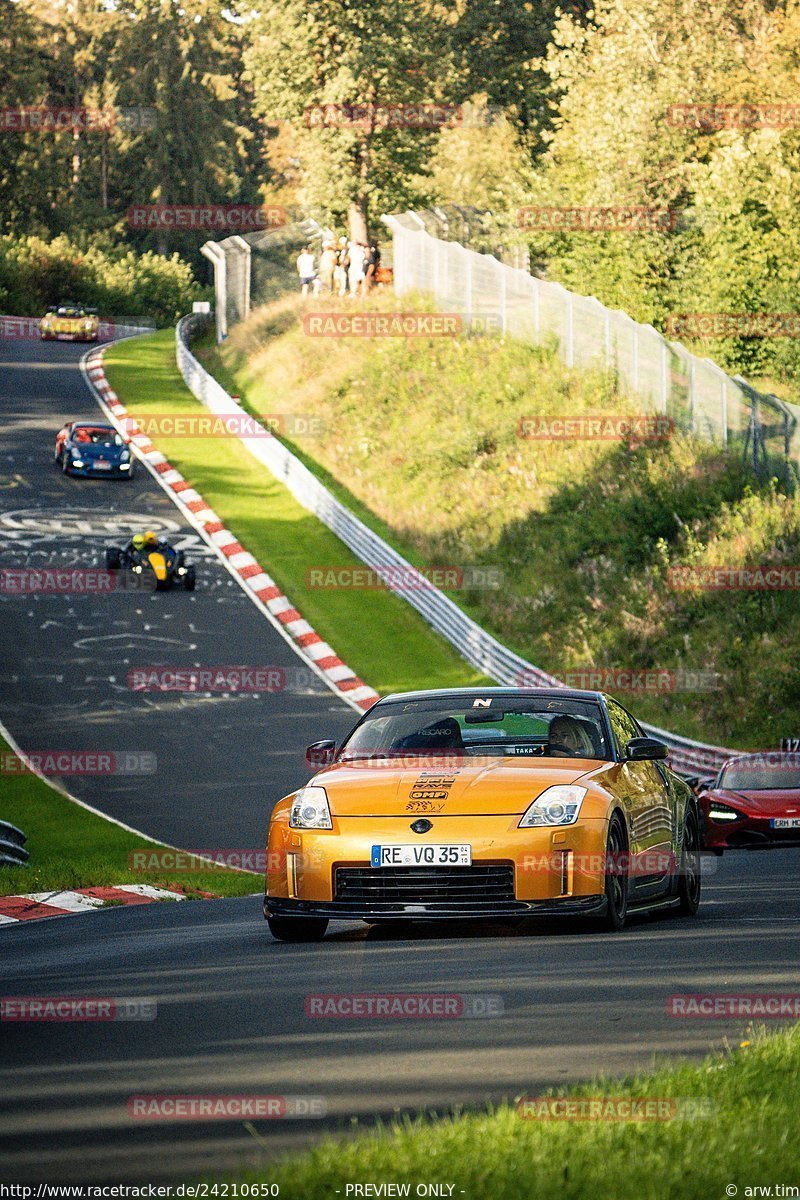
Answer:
[94,461,111,469]
[371,844,471,867]
[770,818,800,828]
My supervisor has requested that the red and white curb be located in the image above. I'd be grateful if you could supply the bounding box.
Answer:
[82,349,379,713]
[0,884,204,926]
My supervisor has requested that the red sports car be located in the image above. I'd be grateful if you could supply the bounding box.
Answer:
[699,752,800,851]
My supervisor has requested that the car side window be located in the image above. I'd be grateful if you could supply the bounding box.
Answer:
[606,700,639,759]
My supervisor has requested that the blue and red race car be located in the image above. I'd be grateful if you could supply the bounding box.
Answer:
[55,422,134,479]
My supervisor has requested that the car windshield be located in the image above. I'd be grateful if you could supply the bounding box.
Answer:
[57,306,84,316]
[339,695,611,761]
[75,428,123,445]
[718,757,800,790]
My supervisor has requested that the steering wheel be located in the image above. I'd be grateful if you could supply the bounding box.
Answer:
[546,742,578,757]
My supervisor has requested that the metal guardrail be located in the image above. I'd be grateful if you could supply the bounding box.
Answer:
[175,314,735,775]
[0,820,29,867]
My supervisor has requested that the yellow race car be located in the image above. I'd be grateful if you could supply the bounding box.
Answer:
[264,687,701,940]
[40,302,99,342]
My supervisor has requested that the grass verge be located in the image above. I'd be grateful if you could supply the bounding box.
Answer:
[232,1025,799,1197]
[0,732,258,898]
[102,329,489,695]
[204,292,800,749]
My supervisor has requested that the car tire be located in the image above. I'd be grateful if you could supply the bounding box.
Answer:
[677,803,701,916]
[183,566,196,592]
[267,915,328,942]
[598,812,629,932]
[61,454,71,475]
[105,548,122,570]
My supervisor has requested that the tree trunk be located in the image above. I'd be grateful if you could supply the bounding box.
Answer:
[348,199,368,243]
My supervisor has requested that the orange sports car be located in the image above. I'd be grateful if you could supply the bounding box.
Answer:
[264,687,701,940]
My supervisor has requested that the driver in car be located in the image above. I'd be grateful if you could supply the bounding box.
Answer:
[124,530,171,560]
[548,714,592,757]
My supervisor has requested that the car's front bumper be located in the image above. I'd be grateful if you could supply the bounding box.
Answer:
[67,461,130,476]
[701,811,800,850]
[265,814,613,918]
[42,329,98,342]
[264,893,608,921]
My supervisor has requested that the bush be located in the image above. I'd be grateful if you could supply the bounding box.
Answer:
[0,233,207,326]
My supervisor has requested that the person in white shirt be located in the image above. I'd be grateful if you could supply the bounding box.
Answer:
[347,241,366,296]
[296,248,316,297]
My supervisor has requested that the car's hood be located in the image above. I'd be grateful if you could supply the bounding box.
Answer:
[312,756,601,816]
[53,317,93,329]
[706,787,800,816]
[77,442,122,460]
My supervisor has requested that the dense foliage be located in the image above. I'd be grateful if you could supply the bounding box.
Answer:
[0,232,203,324]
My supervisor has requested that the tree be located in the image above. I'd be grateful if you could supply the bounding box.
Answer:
[243,0,463,239]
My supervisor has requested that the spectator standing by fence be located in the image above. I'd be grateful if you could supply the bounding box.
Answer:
[296,246,316,297]
[348,241,366,295]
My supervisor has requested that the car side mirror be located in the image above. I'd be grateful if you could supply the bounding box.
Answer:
[306,739,336,770]
[625,736,668,761]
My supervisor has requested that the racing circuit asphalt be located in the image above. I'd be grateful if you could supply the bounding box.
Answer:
[0,335,357,848]
[1,335,799,1185]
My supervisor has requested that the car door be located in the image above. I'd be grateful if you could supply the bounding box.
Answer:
[606,699,673,897]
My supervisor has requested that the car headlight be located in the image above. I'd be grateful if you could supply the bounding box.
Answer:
[289,786,332,830]
[120,450,130,461]
[708,802,742,823]
[519,785,587,828]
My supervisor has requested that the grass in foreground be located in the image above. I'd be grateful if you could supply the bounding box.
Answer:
[206,292,800,748]
[234,1025,800,1198]
[103,329,489,696]
[0,733,258,898]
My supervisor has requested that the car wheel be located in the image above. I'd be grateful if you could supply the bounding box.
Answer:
[105,547,122,570]
[61,454,71,475]
[677,804,701,916]
[183,566,196,592]
[267,915,328,942]
[599,813,629,932]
